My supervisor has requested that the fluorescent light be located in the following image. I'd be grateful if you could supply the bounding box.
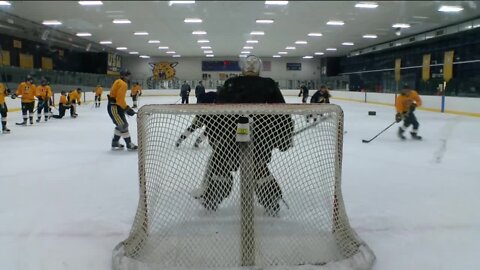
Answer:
[206,54,214,57]
[342,42,354,46]
[392,23,410,28]
[169,1,195,5]
[327,20,344,26]
[184,18,202,23]
[78,1,103,6]
[113,19,131,24]
[326,48,337,51]
[278,51,288,54]
[265,1,288,5]
[239,54,247,58]
[192,31,207,35]
[99,41,112,44]
[116,47,127,50]
[250,31,265,35]
[256,19,274,24]
[201,46,211,49]
[139,55,150,58]
[166,51,176,54]
[42,20,62,25]
[355,2,378,8]
[286,46,296,50]
[243,46,253,49]
[173,55,181,57]
[204,50,213,53]
[197,39,209,43]
[314,52,324,55]
[438,5,463,12]
[158,46,169,49]
[241,51,251,54]
[148,40,160,43]
[363,34,377,38]
[134,32,149,35]
[303,56,313,59]
[273,55,281,58]
[246,40,258,43]
[76,32,92,37]
[129,52,139,54]
[0,1,11,6]
[295,40,307,44]
[308,33,323,37]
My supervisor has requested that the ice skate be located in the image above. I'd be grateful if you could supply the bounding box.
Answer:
[111,141,125,150]
[127,142,138,151]
[410,132,422,140]
[398,127,406,140]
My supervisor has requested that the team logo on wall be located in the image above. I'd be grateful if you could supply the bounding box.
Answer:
[146,62,178,88]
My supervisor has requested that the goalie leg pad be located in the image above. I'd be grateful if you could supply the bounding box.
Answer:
[256,175,282,217]
[201,173,233,211]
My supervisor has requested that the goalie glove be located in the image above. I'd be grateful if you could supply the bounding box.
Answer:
[126,107,136,116]
[395,113,403,123]
[11,94,17,99]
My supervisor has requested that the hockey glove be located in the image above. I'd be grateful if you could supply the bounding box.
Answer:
[6,88,11,95]
[126,107,136,116]
[409,103,417,112]
[395,113,403,123]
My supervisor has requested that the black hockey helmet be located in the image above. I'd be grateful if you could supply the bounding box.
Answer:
[26,75,34,83]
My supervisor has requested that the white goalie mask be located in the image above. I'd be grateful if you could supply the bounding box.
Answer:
[239,55,262,76]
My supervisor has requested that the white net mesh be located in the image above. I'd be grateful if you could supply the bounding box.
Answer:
[113,104,375,270]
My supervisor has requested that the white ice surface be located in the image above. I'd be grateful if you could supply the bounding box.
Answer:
[0,95,479,270]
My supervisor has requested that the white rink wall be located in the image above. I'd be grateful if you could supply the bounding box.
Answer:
[4,88,479,117]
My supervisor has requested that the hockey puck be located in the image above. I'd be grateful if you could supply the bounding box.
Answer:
[368,111,376,116]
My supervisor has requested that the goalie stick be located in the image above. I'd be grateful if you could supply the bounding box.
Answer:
[361,121,397,143]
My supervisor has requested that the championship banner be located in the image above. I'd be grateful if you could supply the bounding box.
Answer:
[443,50,454,82]
[422,54,431,81]
[107,53,122,75]
[394,58,401,82]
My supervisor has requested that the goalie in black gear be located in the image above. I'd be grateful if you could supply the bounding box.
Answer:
[175,91,217,148]
[195,55,294,217]
[307,85,331,122]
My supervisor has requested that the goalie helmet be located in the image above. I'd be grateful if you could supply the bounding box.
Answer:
[239,55,262,76]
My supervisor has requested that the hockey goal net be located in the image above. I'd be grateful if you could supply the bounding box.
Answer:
[113,103,375,270]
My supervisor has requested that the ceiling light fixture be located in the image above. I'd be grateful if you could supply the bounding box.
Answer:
[392,23,410,28]
[197,39,209,43]
[112,19,131,24]
[314,52,324,55]
[204,50,213,53]
[241,51,251,54]
[246,40,258,43]
[173,55,181,57]
[139,55,150,58]
[256,19,274,24]
[42,20,62,25]
[355,2,378,8]
[201,46,211,49]
[169,1,195,5]
[99,41,112,44]
[192,31,207,35]
[206,54,214,57]
[265,1,288,5]
[326,20,344,26]
[78,1,103,6]
[158,46,169,49]
[250,31,265,35]
[148,40,160,43]
[342,42,354,45]
[363,34,377,38]
[129,52,139,54]
[76,32,92,37]
[184,18,202,23]
[272,55,281,58]
[308,33,323,37]
[438,5,463,12]
[286,46,296,50]
[243,46,253,49]
[166,51,176,54]
[134,32,149,35]
[116,47,127,50]
[295,40,308,44]
[278,51,287,54]
[303,56,313,59]
[0,1,12,6]
[326,48,337,51]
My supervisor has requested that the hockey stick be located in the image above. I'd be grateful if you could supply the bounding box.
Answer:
[294,120,320,136]
[361,121,397,143]
[173,97,182,104]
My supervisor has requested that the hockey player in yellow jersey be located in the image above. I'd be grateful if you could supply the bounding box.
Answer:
[35,78,53,122]
[52,91,71,119]
[68,88,82,118]
[14,75,37,125]
[0,82,11,133]
[107,70,137,150]
[395,84,423,140]
[130,82,142,108]
[94,85,103,108]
